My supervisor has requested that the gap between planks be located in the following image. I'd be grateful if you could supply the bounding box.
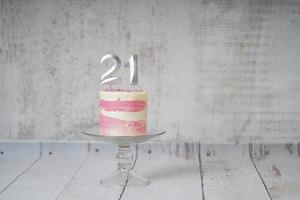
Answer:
[0,142,42,194]
[197,143,206,200]
[249,143,273,200]
[198,144,272,200]
[0,142,89,200]
[54,143,91,200]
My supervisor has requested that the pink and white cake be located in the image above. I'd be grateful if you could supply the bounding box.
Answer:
[99,89,147,136]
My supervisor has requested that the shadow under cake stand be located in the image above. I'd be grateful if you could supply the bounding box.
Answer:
[83,129,165,187]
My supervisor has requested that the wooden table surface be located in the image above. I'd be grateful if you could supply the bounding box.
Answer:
[0,141,299,200]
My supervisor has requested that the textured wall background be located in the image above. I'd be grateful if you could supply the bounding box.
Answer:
[1,0,300,143]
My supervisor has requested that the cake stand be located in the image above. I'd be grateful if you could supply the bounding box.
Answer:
[83,129,165,187]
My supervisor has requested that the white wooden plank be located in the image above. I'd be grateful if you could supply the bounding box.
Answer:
[0,142,41,192]
[122,142,203,200]
[250,143,300,200]
[57,143,123,200]
[0,142,87,200]
[201,144,270,200]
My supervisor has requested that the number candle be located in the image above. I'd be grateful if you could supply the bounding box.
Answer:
[100,54,139,86]
[126,54,138,85]
[100,54,121,85]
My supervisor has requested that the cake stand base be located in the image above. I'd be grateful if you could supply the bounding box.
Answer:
[100,169,150,187]
[83,129,165,188]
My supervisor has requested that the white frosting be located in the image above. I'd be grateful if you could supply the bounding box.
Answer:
[101,109,147,121]
[100,90,147,101]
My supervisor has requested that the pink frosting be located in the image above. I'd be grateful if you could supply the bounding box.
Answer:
[100,100,146,112]
[100,114,146,136]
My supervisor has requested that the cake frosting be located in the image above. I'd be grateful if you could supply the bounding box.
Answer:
[99,89,147,136]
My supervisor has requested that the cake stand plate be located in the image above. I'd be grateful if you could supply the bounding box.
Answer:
[83,129,165,187]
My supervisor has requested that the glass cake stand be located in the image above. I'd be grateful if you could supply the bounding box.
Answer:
[83,129,165,187]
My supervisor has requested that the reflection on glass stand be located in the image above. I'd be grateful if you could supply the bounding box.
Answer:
[83,129,165,187]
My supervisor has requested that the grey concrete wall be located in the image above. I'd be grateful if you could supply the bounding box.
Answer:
[0,0,300,143]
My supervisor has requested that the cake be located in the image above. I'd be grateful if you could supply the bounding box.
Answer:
[99,89,147,136]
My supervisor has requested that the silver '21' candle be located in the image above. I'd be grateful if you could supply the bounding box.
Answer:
[100,54,139,86]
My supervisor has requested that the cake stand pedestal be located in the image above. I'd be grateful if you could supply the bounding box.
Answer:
[83,130,165,187]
